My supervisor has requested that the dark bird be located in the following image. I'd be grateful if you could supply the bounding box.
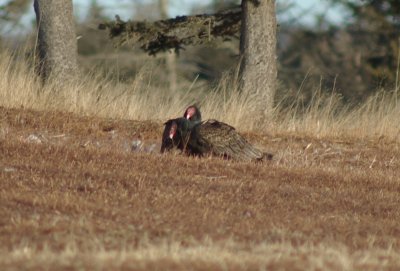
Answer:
[161,105,272,162]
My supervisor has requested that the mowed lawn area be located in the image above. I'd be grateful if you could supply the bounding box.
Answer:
[1,106,400,270]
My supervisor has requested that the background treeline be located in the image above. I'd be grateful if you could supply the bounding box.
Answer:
[1,0,399,106]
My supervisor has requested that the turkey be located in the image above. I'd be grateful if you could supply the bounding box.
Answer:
[182,105,272,161]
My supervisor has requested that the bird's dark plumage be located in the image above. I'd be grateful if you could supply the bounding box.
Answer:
[161,105,202,153]
[188,119,272,162]
[160,117,194,153]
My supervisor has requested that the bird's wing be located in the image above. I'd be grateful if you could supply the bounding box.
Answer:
[198,120,264,161]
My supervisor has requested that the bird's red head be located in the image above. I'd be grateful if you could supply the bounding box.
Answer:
[185,106,196,120]
[169,122,177,139]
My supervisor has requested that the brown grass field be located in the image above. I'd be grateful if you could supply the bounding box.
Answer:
[1,105,400,270]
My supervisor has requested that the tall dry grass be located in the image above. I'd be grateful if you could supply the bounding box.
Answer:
[0,49,399,141]
[275,88,400,140]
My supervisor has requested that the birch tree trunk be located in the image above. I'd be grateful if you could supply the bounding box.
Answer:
[240,0,277,121]
[34,0,79,85]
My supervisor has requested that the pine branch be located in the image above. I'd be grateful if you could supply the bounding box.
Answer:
[98,7,241,56]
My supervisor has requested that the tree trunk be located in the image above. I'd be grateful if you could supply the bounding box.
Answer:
[34,0,78,85]
[240,0,277,120]
[159,0,177,92]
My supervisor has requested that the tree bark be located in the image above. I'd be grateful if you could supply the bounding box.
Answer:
[240,0,277,120]
[34,0,78,85]
[159,0,177,92]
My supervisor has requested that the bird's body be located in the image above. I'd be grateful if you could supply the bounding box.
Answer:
[188,119,271,162]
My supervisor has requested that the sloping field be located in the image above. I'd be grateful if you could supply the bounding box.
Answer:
[1,106,400,270]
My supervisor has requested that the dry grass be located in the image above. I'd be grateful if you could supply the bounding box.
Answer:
[1,49,400,140]
[1,106,400,270]
[1,50,400,270]
[275,89,400,141]
[4,241,400,270]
